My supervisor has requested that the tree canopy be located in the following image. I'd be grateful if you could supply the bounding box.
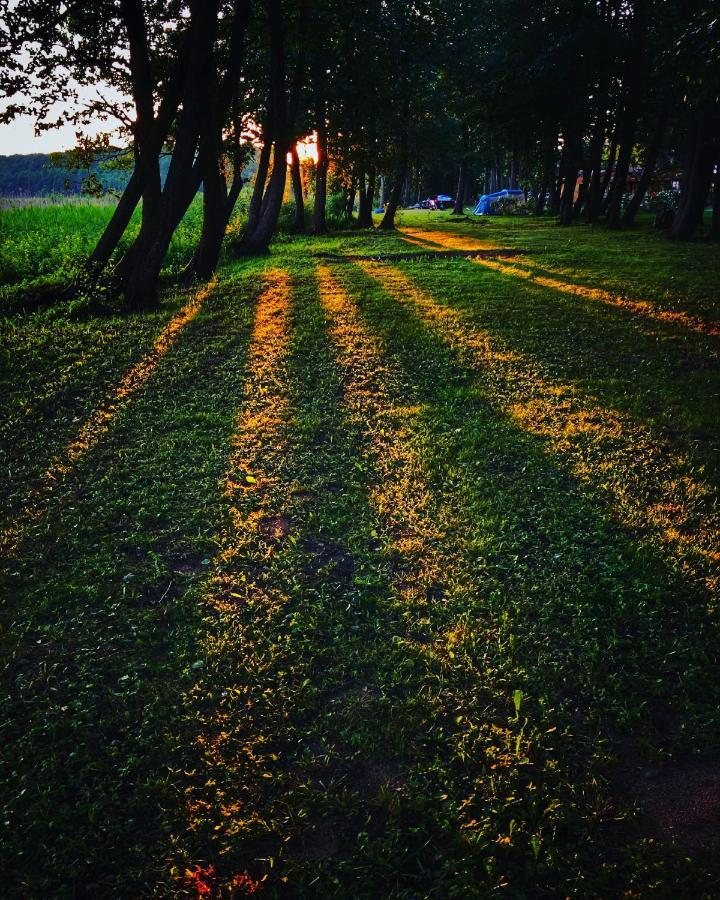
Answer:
[1,0,717,305]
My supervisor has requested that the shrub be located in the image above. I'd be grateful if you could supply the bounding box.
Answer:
[643,188,680,212]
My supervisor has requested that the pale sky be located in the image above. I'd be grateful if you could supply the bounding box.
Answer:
[0,79,125,156]
[0,115,105,154]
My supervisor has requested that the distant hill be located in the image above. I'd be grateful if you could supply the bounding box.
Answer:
[0,153,170,197]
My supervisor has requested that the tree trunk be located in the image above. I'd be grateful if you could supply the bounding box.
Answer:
[558,135,580,226]
[670,105,719,240]
[184,132,228,282]
[710,170,720,240]
[623,102,669,225]
[123,0,218,308]
[607,3,646,229]
[310,80,328,234]
[243,135,272,243]
[290,145,305,232]
[379,135,407,231]
[345,182,356,218]
[585,106,609,223]
[356,168,375,228]
[453,160,467,215]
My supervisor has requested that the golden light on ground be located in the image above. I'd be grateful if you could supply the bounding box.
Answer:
[0,280,215,557]
[357,258,720,589]
[399,228,720,338]
[317,262,446,599]
[218,270,292,561]
[179,273,293,878]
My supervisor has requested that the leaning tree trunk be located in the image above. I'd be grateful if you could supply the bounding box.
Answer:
[623,102,669,225]
[123,0,218,308]
[241,133,272,245]
[290,145,305,232]
[184,129,229,282]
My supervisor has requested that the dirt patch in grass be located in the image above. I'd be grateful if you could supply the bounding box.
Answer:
[345,758,407,797]
[286,818,343,861]
[614,749,720,853]
[260,514,293,543]
[301,538,356,580]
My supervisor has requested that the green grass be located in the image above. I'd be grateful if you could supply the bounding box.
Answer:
[1,208,719,897]
[0,198,206,309]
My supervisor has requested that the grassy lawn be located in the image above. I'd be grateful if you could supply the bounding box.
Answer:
[1,209,719,896]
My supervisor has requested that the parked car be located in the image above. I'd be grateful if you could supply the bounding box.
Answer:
[434,194,454,209]
[412,195,455,210]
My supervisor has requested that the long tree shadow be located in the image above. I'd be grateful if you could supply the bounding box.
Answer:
[332,262,720,825]
[0,276,262,896]
[0,283,220,548]
[171,261,719,897]
[167,264,486,896]
[395,233,720,483]
[399,225,720,337]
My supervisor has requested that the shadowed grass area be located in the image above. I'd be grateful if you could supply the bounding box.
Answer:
[0,274,261,894]
[1,214,718,896]
[394,224,720,492]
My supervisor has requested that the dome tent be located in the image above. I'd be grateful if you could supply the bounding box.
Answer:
[473,188,525,215]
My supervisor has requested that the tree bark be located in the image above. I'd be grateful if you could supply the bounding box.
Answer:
[356,168,375,228]
[290,145,305,232]
[243,133,272,242]
[310,77,328,234]
[453,162,467,214]
[622,101,669,225]
[453,155,468,215]
[559,133,580,226]
[584,101,609,223]
[670,104,719,240]
[123,0,219,308]
[239,0,302,255]
[85,28,186,274]
[711,169,720,240]
[607,2,646,229]
[379,131,408,230]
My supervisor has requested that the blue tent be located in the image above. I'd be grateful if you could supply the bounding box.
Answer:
[473,188,525,215]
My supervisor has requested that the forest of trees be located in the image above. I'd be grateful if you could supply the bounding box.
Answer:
[0,0,718,308]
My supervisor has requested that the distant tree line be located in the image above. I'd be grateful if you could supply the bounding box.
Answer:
[0,0,717,308]
[0,152,172,197]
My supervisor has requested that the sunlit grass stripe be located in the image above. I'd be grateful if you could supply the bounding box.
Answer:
[0,280,216,559]
[172,272,294,891]
[357,259,720,591]
[316,262,445,596]
[217,270,293,562]
[399,227,720,338]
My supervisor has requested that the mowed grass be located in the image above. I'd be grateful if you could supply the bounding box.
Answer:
[1,207,719,897]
